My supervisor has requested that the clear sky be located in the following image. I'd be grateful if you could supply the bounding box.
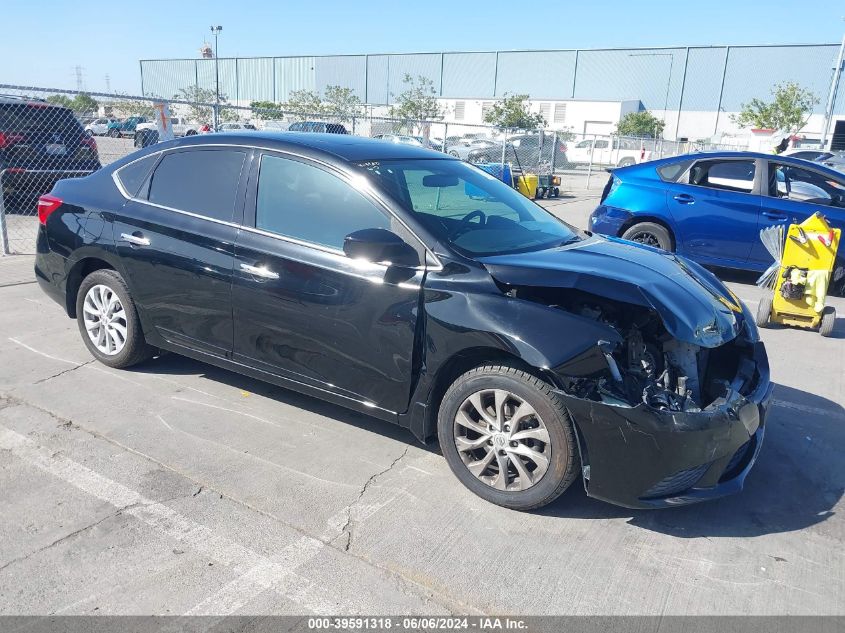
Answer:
[2,0,844,94]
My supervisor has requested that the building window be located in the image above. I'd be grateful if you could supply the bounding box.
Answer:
[553,103,567,125]
[539,103,551,122]
[481,101,494,120]
[454,101,466,121]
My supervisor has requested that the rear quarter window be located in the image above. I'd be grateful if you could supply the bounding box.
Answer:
[116,153,160,198]
[147,149,246,222]
[657,161,691,182]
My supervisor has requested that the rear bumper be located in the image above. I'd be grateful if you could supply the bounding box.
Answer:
[588,204,633,237]
[557,340,772,509]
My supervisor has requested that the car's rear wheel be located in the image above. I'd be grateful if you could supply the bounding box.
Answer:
[438,365,579,510]
[76,269,153,368]
[85,129,94,137]
[185,129,197,136]
[621,222,673,251]
[108,128,120,138]
[617,157,636,167]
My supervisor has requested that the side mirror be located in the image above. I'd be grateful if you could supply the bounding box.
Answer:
[343,228,419,267]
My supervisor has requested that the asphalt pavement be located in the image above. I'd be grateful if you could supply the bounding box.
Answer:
[0,189,843,616]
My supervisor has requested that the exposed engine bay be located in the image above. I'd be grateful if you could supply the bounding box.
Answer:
[504,286,752,412]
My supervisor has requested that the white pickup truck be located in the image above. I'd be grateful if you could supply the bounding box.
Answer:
[566,137,651,168]
[134,116,200,138]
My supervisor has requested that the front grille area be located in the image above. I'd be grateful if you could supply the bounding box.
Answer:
[641,463,710,499]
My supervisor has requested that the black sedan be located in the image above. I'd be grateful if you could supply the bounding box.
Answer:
[34,132,771,510]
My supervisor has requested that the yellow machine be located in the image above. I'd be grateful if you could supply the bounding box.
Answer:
[756,213,840,336]
[513,172,539,199]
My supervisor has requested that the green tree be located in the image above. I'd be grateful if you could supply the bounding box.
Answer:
[110,99,155,119]
[284,90,325,120]
[388,75,443,131]
[732,82,819,134]
[250,100,284,120]
[174,86,228,125]
[323,85,364,120]
[46,94,73,108]
[615,111,666,138]
[483,93,545,130]
[71,93,99,114]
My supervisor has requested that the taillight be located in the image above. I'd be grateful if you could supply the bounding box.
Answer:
[0,132,25,149]
[81,134,98,156]
[559,142,567,152]
[37,194,63,225]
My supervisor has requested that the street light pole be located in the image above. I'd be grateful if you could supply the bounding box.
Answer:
[820,24,845,150]
[210,25,222,131]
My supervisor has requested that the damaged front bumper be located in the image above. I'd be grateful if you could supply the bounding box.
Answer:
[555,340,772,509]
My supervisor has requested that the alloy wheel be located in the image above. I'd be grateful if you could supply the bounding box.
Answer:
[453,389,551,491]
[82,284,128,356]
[629,231,661,248]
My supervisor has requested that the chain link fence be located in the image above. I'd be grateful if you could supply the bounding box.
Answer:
[0,84,744,257]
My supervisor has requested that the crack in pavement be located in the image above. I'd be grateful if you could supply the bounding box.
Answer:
[338,446,410,552]
[32,360,95,386]
[0,493,186,576]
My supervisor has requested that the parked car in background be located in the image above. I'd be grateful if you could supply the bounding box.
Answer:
[34,132,770,510]
[589,151,845,294]
[816,152,845,173]
[218,122,258,132]
[782,149,833,163]
[566,137,650,168]
[373,134,424,146]
[107,116,148,138]
[0,95,100,212]
[135,116,201,139]
[446,137,499,160]
[84,118,117,137]
[287,121,348,134]
[467,132,568,170]
[261,120,290,132]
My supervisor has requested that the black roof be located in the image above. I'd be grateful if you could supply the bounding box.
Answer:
[174,131,451,163]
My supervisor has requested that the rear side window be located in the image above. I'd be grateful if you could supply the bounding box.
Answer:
[116,154,159,198]
[148,149,246,222]
[688,160,756,193]
[657,161,690,182]
[255,154,389,250]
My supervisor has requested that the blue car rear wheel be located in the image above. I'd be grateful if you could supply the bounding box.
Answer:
[621,222,673,251]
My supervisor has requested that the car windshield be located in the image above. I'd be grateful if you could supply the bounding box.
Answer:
[357,158,580,256]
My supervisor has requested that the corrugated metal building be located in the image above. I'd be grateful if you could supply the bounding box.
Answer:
[140,44,845,139]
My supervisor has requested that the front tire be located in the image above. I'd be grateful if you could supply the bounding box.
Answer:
[819,306,836,337]
[76,269,153,368]
[108,128,120,138]
[621,221,673,251]
[437,365,579,510]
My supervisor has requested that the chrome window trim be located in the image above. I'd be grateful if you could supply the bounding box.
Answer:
[111,142,443,270]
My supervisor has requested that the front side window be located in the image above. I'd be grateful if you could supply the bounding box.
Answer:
[147,149,246,221]
[255,154,390,250]
[688,160,756,193]
[358,159,579,257]
[768,163,845,208]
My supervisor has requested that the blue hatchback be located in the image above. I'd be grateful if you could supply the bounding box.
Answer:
[589,151,845,294]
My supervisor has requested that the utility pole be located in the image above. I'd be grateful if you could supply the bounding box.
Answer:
[820,24,845,150]
[74,65,85,92]
[210,25,223,131]
[104,74,111,93]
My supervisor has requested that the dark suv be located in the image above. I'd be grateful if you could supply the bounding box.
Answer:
[0,95,100,213]
[467,131,568,171]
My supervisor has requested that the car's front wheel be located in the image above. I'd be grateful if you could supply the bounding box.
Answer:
[108,129,120,138]
[438,365,579,510]
[76,269,153,368]
[621,221,673,251]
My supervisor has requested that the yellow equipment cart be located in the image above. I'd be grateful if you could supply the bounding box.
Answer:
[755,212,840,336]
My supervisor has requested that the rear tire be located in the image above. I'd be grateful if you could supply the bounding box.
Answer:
[617,157,636,167]
[76,269,153,368]
[755,293,773,328]
[621,221,673,251]
[108,128,120,138]
[437,365,579,511]
[819,306,836,337]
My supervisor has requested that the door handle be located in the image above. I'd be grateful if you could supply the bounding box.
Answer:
[673,194,695,204]
[240,263,279,280]
[120,232,150,246]
[762,211,788,220]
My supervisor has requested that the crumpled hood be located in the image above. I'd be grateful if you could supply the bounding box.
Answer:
[480,236,744,348]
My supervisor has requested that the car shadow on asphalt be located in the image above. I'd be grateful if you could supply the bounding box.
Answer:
[127,352,442,455]
[537,382,844,537]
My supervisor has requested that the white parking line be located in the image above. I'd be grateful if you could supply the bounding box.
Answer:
[772,398,845,420]
[0,425,360,615]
